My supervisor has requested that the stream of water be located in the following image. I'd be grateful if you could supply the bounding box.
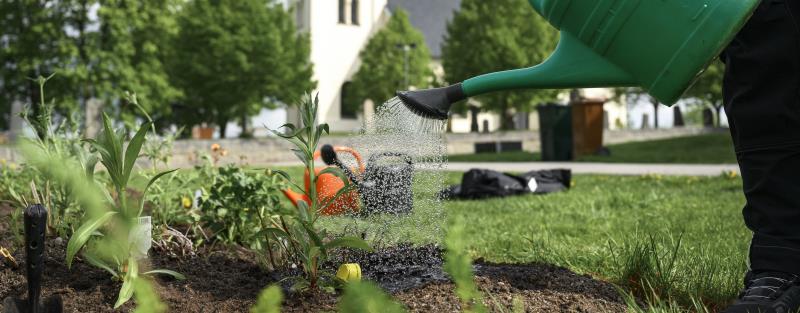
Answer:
[320,96,449,260]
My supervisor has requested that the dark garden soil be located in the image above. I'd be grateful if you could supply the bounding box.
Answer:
[1,206,627,312]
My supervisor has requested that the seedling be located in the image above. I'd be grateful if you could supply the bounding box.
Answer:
[267,94,372,291]
[63,112,183,308]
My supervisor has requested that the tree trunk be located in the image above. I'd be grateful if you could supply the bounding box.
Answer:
[218,120,228,138]
[239,114,249,137]
[673,106,685,127]
[469,106,480,133]
[499,100,513,131]
[650,97,660,129]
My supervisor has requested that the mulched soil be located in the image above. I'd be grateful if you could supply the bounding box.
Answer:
[1,205,627,312]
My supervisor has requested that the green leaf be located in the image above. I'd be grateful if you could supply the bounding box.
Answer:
[100,113,123,187]
[308,246,321,260]
[66,211,117,268]
[338,281,406,313]
[133,279,167,313]
[259,227,290,239]
[140,169,179,215]
[296,200,310,222]
[84,154,99,180]
[325,236,372,252]
[123,121,152,184]
[271,169,306,194]
[250,285,283,313]
[83,251,119,278]
[143,269,186,280]
[292,149,309,167]
[300,222,325,254]
[114,258,138,308]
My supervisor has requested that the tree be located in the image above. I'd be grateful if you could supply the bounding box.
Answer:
[345,9,432,112]
[170,0,314,138]
[0,0,183,134]
[95,0,183,127]
[684,59,724,127]
[442,0,559,130]
[0,0,74,135]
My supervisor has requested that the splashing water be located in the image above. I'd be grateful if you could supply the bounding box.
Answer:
[319,96,449,261]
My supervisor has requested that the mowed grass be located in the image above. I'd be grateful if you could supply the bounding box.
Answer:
[274,163,749,311]
[448,132,737,164]
[442,172,748,311]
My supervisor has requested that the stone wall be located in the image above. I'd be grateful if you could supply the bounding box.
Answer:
[0,127,726,167]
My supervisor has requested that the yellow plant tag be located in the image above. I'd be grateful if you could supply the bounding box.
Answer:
[336,263,362,282]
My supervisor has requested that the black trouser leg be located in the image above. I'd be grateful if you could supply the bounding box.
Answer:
[722,0,800,275]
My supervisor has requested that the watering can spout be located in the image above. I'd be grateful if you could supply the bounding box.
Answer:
[282,189,309,207]
[396,0,760,121]
[461,32,635,97]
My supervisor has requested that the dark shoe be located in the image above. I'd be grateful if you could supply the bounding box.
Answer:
[723,271,800,313]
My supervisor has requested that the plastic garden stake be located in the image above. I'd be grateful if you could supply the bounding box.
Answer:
[397,0,761,120]
[2,204,63,313]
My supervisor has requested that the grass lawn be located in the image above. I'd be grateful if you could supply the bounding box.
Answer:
[443,172,748,311]
[448,132,737,164]
[280,163,749,311]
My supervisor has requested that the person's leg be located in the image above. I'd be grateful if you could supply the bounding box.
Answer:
[723,0,800,275]
[722,1,800,312]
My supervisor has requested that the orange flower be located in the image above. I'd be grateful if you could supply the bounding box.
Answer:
[211,143,221,152]
[220,149,228,157]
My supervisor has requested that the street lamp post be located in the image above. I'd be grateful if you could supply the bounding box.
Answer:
[396,43,417,89]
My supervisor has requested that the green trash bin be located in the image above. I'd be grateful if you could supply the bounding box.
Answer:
[537,104,573,161]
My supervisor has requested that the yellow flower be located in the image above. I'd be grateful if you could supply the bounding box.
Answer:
[0,159,6,166]
[211,143,221,152]
[181,197,192,209]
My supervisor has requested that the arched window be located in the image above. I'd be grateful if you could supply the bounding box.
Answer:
[338,0,346,23]
[351,0,359,25]
[341,82,357,119]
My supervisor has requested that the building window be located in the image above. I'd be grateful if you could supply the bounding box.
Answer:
[338,0,346,24]
[351,0,359,25]
[341,82,357,119]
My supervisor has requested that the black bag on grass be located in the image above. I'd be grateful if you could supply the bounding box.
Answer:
[439,168,571,200]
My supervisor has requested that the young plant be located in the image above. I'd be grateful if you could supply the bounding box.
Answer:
[7,74,91,240]
[198,165,286,248]
[267,94,372,291]
[337,281,406,313]
[63,112,183,308]
[251,285,284,313]
[445,216,487,313]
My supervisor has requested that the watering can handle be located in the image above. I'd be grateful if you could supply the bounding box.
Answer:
[368,152,413,165]
[313,146,366,173]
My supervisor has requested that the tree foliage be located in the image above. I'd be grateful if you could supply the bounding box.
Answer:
[442,0,560,130]
[0,0,74,131]
[345,9,432,113]
[94,0,183,126]
[0,0,182,133]
[170,0,314,137]
[684,60,724,126]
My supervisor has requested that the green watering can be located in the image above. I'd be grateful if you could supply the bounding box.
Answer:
[398,0,761,120]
